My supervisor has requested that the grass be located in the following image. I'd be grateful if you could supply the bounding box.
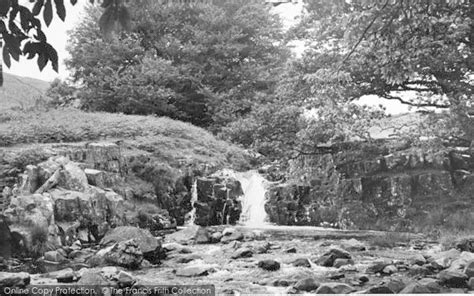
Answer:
[0,108,250,170]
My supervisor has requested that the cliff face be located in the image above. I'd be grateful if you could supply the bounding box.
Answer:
[265,142,474,231]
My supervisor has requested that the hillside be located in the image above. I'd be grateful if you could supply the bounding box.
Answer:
[0,73,50,110]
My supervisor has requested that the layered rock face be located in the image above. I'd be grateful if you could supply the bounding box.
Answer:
[0,142,181,255]
[194,176,243,226]
[266,144,474,231]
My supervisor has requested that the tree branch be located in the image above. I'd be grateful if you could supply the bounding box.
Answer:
[380,94,451,108]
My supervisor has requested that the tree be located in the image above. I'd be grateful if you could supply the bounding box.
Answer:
[59,1,288,128]
[288,0,473,146]
[0,0,131,86]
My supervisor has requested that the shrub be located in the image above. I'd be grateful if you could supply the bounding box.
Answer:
[29,225,50,258]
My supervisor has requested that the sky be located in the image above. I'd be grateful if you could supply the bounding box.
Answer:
[4,1,87,82]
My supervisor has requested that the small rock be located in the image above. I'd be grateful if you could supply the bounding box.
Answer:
[179,247,193,254]
[292,258,311,268]
[328,272,345,280]
[294,277,320,292]
[417,278,442,293]
[44,250,66,263]
[53,268,75,283]
[314,248,351,267]
[315,283,354,294]
[254,242,271,254]
[117,271,135,287]
[382,265,398,275]
[334,258,354,268]
[410,253,427,266]
[104,239,143,270]
[285,247,297,253]
[175,265,213,277]
[366,260,391,274]
[175,254,201,264]
[210,232,223,243]
[358,275,369,283]
[221,229,244,244]
[437,270,468,288]
[258,259,280,271]
[365,285,394,294]
[231,248,253,259]
[0,272,30,288]
[385,279,406,293]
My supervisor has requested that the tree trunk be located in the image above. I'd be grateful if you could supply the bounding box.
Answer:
[0,40,3,87]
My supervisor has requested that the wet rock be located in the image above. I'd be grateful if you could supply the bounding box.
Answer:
[77,270,112,286]
[437,270,468,288]
[175,265,213,277]
[0,272,30,288]
[258,259,280,271]
[49,268,75,283]
[166,226,209,245]
[384,279,406,293]
[366,260,392,274]
[220,229,244,244]
[358,275,369,283]
[285,247,297,253]
[162,243,185,252]
[101,226,163,263]
[365,285,394,294]
[407,265,432,277]
[117,271,135,287]
[179,247,193,254]
[292,258,311,268]
[382,265,398,275]
[294,277,320,292]
[315,283,354,294]
[104,239,143,269]
[254,242,271,254]
[210,232,223,243]
[231,248,253,259]
[175,254,201,264]
[431,248,461,269]
[314,248,351,267]
[44,250,67,263]
[409,253,426,266]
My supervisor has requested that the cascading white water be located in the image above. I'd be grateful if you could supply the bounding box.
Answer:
[234,170,269,227]
[185,180,198,225]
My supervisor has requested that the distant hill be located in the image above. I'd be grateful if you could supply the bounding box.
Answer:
[0,73,51,110]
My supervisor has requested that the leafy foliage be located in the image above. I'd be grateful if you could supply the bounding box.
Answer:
[0,0,131,85]
[54,1,288,128]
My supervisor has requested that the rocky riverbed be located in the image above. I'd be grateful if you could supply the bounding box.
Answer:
[1,225,474,295]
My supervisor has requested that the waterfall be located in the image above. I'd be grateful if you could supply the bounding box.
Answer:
[185,180,198,225]
[235,170,269,227]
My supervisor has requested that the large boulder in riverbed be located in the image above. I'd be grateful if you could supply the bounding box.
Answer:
[104,239,143,269]
[101,226,163,263]
[165,225,210,245]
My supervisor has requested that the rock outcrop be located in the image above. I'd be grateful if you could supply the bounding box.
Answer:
[266,144,474,231]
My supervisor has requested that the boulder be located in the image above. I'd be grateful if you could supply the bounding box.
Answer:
[166,225,209,245]
[366,260,392,274]
[210,232,223,243]
[231,248,253,259]
[365,285,395,294]
[431,248,461,269]
[437,270,468,288]
[292,258,311,268]
[52,268,76,283]
[284,247,297,253]
[0,272,30,288]
[257,259,280,271]
[294,278,320,292]
[77,270,113,286]
[58,162,88,192]
[220,229,244,244]
[382,265,398,275]
[315,283,354,294]
[101,226,163,263]
[399,282,431,294]
[314,248,351,267]
[44,250,66,263]
[104,239,143,269]
[468,277,474,290]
